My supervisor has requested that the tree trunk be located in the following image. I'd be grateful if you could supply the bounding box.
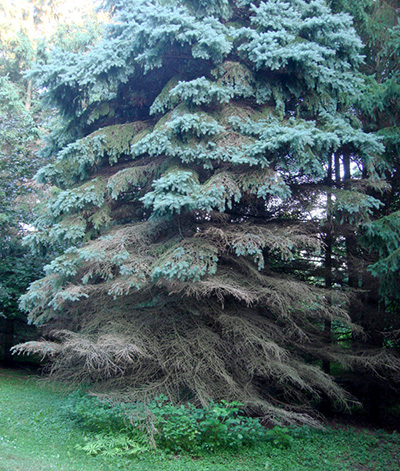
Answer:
[321,155,334,415]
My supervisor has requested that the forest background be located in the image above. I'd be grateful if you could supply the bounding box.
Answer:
[0,0,399,427]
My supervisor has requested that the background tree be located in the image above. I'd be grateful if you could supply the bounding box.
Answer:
[0,75,43,365]
[15,0,398,423]
[0,0,104,365]
[327,0,400,423]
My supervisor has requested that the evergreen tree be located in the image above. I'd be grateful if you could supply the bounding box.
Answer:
[326,0,400,423]
[329,0,400,306]
[16,0,395,422]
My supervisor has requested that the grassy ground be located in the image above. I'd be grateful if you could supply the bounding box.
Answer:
[0,368,399,471]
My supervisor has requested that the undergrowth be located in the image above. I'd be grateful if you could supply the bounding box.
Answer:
[62,392,293,457]
[1,370,399,471]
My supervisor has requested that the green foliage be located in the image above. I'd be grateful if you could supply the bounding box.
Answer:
[329,0,400,355]
[364,211,400,258]
[37,122,149,187]
[49,178,107,218]
[332,190,382,224]
[63,392,289,456]
[62,391,150,458]
[62,391,127,432]
[363,211,400,303]
[0,369,121,471]
[148,397,269,453]
[50,14,105,54]
[0,241,44,320]
[0,76,39,223]
[0,53,45,333]
[152,241,218,281]
[150,73,253,114]
[77,432,148,457]
[234,0,363,95]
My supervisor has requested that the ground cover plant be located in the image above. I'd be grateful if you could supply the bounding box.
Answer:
[1,369,399,471]
[63,392,288,455]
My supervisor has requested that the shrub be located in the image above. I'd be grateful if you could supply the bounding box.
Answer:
[62,391,126,432]
[147,397,267,453]
[63,392,294,457]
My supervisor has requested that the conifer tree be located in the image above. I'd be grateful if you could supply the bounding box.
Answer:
[16,0,394,422]
[327,0,400,422]
[329,0,400,306]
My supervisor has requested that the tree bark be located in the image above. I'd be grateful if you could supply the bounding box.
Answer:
[321,155,334,415]
[324,154,333,375]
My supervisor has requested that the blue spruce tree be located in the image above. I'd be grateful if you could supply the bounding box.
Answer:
[15,0,395,422]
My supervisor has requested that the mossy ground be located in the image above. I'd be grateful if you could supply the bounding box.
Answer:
[0,369,399,471]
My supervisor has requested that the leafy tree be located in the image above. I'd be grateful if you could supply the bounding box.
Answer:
[0,0,103,364]
[16,0,397,422]
[0,74,43,364]
[0,12,45,362]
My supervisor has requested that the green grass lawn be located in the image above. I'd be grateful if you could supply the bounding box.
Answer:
[0,368,399,471]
